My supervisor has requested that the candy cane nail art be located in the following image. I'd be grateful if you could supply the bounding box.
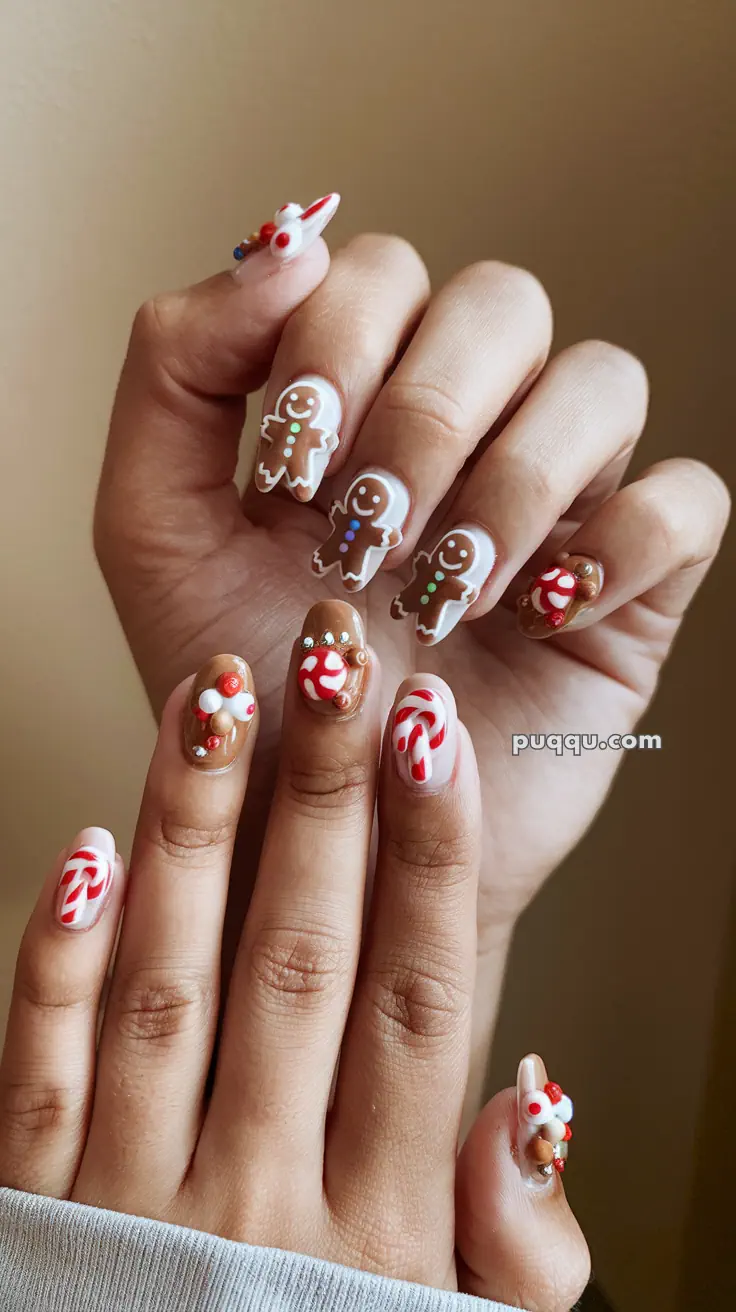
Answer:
[184,655,256,770]
[297,600,369,718]
[256,376,341,502]
[56,828,115,930]
[391,525,496,644]
[517,1054,574,1185]
[392,685,454,789]
[517,552,604,638]
[312,469,410,592]
[233,193,340,265]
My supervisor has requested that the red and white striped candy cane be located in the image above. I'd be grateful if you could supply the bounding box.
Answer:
[392,688,446,784]
[57,846,113,928]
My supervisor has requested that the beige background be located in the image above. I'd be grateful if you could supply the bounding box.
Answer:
[0,2,734,1308]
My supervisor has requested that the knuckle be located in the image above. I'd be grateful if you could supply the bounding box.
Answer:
[385,829,478,892]
[381,378,469,448]
[147,810,238,868]
[15,943,90,1018]
[456,260,552,330]
[285,754,373,823]
[112,967,214,1049]
[131,292,184,354]
[345,232,429,285]
[365,957,470,1046]
[0,1079,81,1141]
[562,339,650,418]
[248,923,350,1009]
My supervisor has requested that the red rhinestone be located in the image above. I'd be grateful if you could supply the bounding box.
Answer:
[194,707,209,722]
[205,735,221,751]
[553,1158,565,1173]
[545,1082,563,1104]
[563,1124,572,1141]
[528,1101,542,1116]
[274,231,290,249]
[545,611,565,628]
[216,672,243,698]
[259,221,277,244]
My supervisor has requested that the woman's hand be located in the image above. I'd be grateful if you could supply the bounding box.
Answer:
[94,227,730,1099]
[0,608,589,1310]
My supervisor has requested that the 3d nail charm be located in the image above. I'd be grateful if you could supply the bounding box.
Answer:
[517,1054,574,1184]
[256,377,341,502]
[392,688,449,786]
[233,193,340,264]
[517,553,603,638]
[312,470,410,592]
[297,601,369,717]
[184,655,256,770]
[391,525,496,644]
[56,844,114,930]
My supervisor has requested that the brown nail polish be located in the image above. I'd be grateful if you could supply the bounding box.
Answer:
[517,552,604,638]
[296,601,369,717]
[183,654,256,770]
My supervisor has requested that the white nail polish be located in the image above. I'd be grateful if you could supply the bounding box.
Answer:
[392,524,496,644]
[391,684,456,790]
[55,827,116,931]
[232,193,340,268]
[312,468,410,592]
[257,376,341,502]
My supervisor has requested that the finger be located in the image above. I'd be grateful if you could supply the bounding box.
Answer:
[516,458,730,652]
[393,340,649,644]
[251,234,430,503]
[74,656,257,1213]
[312,261,552,592]
[201,601,379,1190]
[456,1055,590,1312]
[0,829,124,1197]
[328,676,481,1283]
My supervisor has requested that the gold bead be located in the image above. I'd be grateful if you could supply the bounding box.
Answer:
[210,709,235,735]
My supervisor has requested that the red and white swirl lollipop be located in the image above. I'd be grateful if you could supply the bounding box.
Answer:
[392,688,447,784]
[529,566,578,627]
[298,646,348,702]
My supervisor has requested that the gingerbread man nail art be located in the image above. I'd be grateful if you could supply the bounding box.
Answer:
[517,552,604,638]
[297,601,369,717]
[391,525,496,645]
[184,655,256,770]
[256,377,341,502]
[312,470,410,592]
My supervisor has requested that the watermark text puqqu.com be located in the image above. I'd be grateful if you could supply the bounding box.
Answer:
[511,732,662,757]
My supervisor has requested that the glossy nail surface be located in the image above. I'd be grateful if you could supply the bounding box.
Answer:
[517,1053,574,1186]
[518,553,603,638]
[234,193,340,265]
[391,681,456,790]
[56,826,116,930]
[312,469,410,592]
[184,654,256,770]
[391,524,496,644]
[297,601,369,718]
[256,376,341,502]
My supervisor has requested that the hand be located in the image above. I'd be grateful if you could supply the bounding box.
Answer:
[0,623,589,1310]
[95,230,730,1100]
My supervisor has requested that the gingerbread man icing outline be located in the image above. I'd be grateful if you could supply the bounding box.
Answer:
[312,470,410,592]
[256,376,341,501]
[391,525,496,644]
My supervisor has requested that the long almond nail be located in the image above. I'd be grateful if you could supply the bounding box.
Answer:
[517,1053,574,1185]
[296,601,369,718]
[233,193,340,266]
[184,654,256,770]
[391,679,456,790]
[518,553,604,638]
[312,468,410,592]
[391,524,496,645]
[256,376,341,502]
[56,827,116,930]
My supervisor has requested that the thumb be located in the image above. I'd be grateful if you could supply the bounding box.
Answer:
[456,1054,591,1312]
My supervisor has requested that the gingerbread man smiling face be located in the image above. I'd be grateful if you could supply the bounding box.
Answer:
[435,530,477,573]
[347,476,393,520]
[283,383,321,420]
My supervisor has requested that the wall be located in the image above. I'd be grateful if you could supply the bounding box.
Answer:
[0,2,734,1307]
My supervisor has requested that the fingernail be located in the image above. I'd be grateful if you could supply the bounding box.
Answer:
[518,553,604,638]
[391,679,456,790]
[256,376,341,502]
[184,654,256,770]
[313,469,410,592]
[233,192,340,268]
[517,1054,574,1186]
[391,524,496,645]
[56,827,116,930]
[296,601,369,718]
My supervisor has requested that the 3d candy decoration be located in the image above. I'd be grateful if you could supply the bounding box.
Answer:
[517,552,604,638]
[391,525,496,645]
[233,193,340,264]
[392,688,447,785]
[297,600,369,717]
[184,655,256,770]
[256,376,341,502]
[57,846,114,930]
[312,470,410,592]
[519,1079,574,1178]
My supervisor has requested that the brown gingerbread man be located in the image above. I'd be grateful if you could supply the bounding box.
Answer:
[256,379,339,501]
[297,600,369,717]
[391,529,480,643]
[312,471,406,592]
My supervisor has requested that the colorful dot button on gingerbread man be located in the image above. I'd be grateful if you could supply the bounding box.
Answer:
[312,469,410,592]
[296,600,369,717]
[183,654,256,770]
[517,553,603,638]
[391,524,496,644]
[256,376,341,502]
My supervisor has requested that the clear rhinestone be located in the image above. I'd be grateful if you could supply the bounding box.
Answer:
[321,630,335,645]
[301,636,314,650]
[338,631,350,644]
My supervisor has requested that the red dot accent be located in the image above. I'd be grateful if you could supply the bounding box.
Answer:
[528,1101,542,1116]
[216,672,243,698]
[259,221,277,243]
[205,736,221,751]
[274,231,290,249]
[194,707,209,722]
[545,611,565,628]
[545,1082,563,1104]
[553,1158,566,1173]
[563,1124,572,1141]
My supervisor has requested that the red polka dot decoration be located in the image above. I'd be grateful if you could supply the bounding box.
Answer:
[298,646,348,702]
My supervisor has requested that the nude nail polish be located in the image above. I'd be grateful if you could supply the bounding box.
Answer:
[312,469,410,592]
[517,1053,574,1185]
[391,524,496,644]
[296,601,369,718]
[184,654,256,770]
[233,193,340,266]
[55,826,116,930]
[518,553,603,638]
[391,680,456,790]
[256,376,341,502]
